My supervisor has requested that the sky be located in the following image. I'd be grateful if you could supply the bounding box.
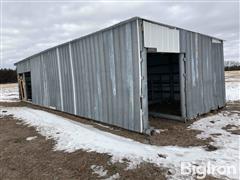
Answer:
[1,0,239,69]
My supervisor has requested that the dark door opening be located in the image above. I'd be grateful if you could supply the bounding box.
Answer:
[147,52,181,117]
[24,72,32,101]
[18,73,25,100]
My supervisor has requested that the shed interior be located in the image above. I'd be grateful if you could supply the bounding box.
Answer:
[147,52,181,117]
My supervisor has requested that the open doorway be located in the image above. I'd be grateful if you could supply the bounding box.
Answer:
[147,52,181,118]
[24,72,32,101]
[18,73,25,100]
[18,72,32,101]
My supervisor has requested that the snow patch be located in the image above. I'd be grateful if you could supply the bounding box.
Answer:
[1,107,239,179]
[225,81,240,102]
[0,83,19,102]
[26,136,37,141]
[91,165,108,177]
[104,173,120,180]
[154,129,168,134]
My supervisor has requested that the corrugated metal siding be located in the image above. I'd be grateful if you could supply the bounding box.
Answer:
[58,44,75,114]
[143,21,180,53]
[69,20,142,132]
[15,17,225,132]
[30,51,62,109]
[212,42,225,107]
[16,19,143,132]
[42,50,61,109]
[17,60,31,73]
[30,55,43,105]
[180,30,225,118]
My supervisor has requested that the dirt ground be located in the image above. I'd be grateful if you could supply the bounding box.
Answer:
[1,102,238,180]
[0,109,223,180]
[0,114,168,180]
[0,101,214,148]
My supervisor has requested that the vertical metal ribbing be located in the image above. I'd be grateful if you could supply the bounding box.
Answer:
[179,53,186,119]
[69,43,77,115]
[56,47,64,111]
[137,19,143,133]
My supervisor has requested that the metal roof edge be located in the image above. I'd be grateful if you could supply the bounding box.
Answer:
[140,18,225,41]
[15,16,140,65]
[14,16,224,66]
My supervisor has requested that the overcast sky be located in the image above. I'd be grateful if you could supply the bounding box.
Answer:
[2,1,239,68]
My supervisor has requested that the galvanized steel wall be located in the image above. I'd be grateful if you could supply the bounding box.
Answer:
[17,59,31,73]
[16,19,144,132]
[143,20,180,53]
[16,17,225,132]
[180,30,225,118]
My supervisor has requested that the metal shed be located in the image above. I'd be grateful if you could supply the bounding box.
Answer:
[15,17,225,133]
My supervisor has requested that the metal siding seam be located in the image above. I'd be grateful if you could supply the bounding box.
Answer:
[108,30,117,126]
[118,26,125,128]
[121,25,128,129]
[39,56,43,105]
[118,27,125,128]
[140,18,149,131]
[221,44,226,106]
[56,47,64,111]
[80,40,88,117]
[199,36,204,114]
[131,21,140,131]
[74,42,80,114]
[102,32,110,125]
[74,42,82,115]
[179,53,186,118]
[137,19,143,132]
[68,43,77,115]
[125,23,134,131]
[83,39,91,117]
[90,35,98,120]
[113,28,121,127]
[94,34,103,121]
[86,38,93,118]
[187,32,193,118]
[87,37,94,119]
[98,34,107,122]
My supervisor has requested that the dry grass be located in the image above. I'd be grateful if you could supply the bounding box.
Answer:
[0,83,18,89]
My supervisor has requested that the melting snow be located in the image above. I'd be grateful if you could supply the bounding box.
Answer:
[104,173,120,180]
[225,81,240,102]
[0,83,19,102]
[225,71,240,102]
[91,165,108,177]
[90,165,120,179]
[0,106,239,179]
[26,136,37,141]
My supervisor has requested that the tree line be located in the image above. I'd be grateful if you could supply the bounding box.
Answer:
[0,69,17,84]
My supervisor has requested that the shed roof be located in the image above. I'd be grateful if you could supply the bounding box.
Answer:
[15,16,223,65]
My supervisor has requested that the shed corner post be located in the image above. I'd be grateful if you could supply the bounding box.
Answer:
[179,53,187,120]
[141,48,149,132]
[137,18,149,133]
